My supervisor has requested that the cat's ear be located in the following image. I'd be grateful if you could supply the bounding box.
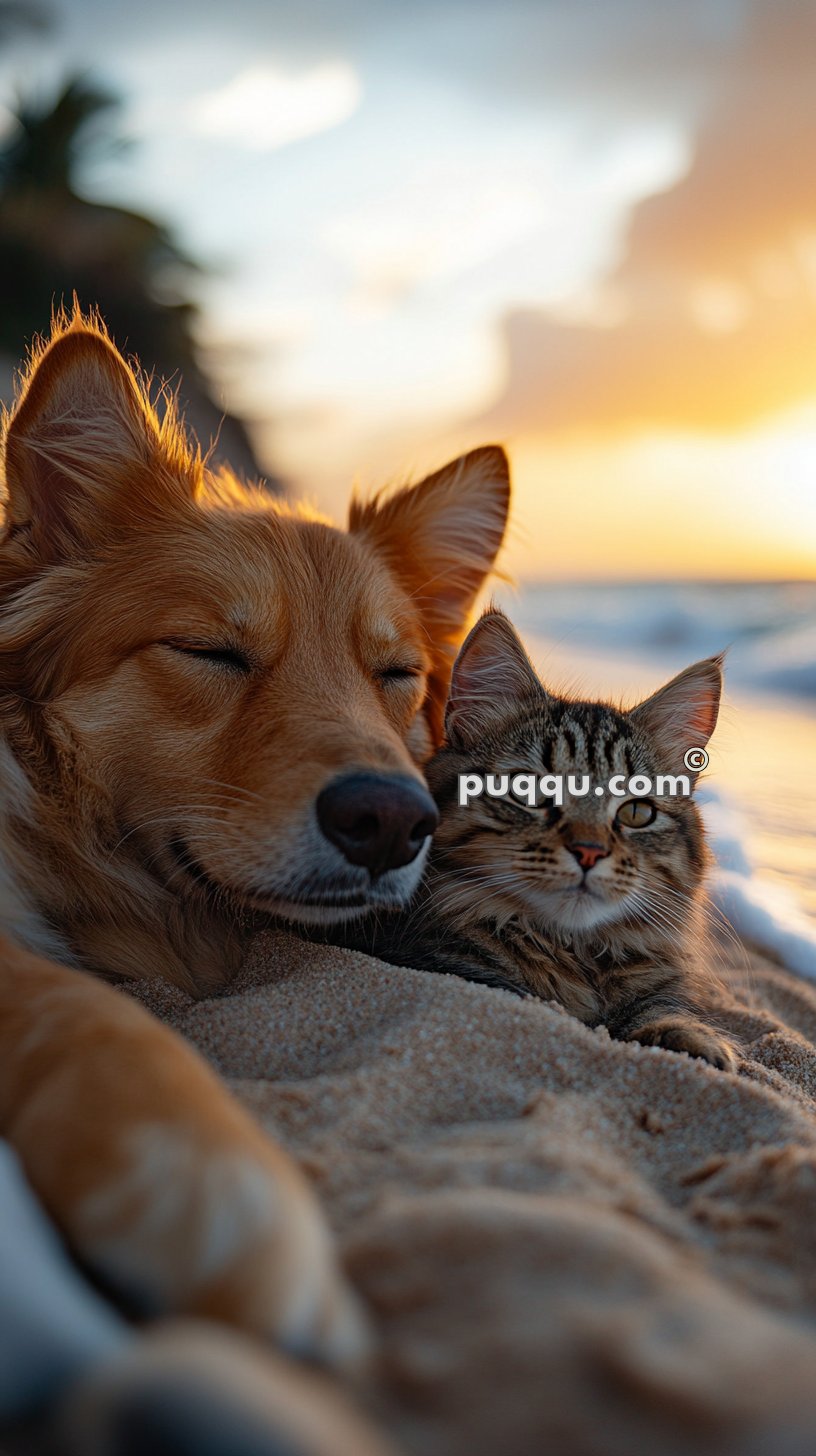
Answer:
[3,316,198,562]
[446,609,542,744]
[349,446,510,744]
[629,655,723,775]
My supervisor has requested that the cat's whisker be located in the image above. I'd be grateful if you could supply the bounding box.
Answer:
[636,872,748,976]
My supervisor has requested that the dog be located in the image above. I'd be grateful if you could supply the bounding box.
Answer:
[0,311,509,1368]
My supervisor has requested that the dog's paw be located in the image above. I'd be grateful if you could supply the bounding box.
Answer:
[66,1118,370,1374]
[9,965,368,1374]
[627,1017,737,1072]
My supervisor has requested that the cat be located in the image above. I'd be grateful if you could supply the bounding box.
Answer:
[351,608,736,1072]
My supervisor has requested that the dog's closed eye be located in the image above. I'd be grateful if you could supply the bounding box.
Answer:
[161,641,252,674]
[375,664,424,683]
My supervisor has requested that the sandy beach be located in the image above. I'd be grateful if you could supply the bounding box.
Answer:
[133,923,816,1456]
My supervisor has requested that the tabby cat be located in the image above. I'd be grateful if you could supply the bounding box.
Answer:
[356,609,735,1071]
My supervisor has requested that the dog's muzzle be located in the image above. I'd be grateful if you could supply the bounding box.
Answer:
[316,772,439,878]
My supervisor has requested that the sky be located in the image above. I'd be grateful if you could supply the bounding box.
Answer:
[2,0,816,581]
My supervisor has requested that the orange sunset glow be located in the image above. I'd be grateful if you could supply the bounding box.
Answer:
[1,0,815,584]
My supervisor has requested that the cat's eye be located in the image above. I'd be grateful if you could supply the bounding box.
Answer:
[616,799,657,829]
[162,641,252,674]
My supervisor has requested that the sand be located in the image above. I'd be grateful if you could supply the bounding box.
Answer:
[134,932,816,1456]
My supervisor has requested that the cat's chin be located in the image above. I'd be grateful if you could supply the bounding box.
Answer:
[533,884,630,935]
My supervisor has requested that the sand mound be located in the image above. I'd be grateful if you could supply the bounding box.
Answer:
[135,931,816,1456]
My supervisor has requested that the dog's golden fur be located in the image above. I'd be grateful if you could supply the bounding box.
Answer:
[0,309,509,1361]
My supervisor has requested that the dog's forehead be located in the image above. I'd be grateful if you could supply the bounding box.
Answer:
[293,517,423,650]
[177,505,416,640]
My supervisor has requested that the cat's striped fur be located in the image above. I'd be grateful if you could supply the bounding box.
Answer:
[356,610,736,1071]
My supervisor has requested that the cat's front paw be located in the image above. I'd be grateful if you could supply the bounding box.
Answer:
[627,1017,737,1072]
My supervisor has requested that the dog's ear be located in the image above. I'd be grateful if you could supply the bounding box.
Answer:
[3,317,199,560]
[350,446,510,743]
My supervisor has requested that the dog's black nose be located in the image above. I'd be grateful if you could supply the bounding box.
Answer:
[316,773,439,876]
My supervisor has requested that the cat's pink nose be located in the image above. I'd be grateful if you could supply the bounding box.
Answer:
[568,842,609,871]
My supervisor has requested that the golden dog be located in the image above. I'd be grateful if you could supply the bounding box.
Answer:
[0,311,509,1366]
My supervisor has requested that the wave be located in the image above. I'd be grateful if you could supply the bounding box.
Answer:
[702,787,816,981]
[511,581,816,700]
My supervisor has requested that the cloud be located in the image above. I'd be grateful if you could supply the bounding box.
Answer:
[477,0,816,438]
[189,61,360,151]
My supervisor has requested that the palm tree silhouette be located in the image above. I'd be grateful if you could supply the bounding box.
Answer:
[0,72,273,485]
